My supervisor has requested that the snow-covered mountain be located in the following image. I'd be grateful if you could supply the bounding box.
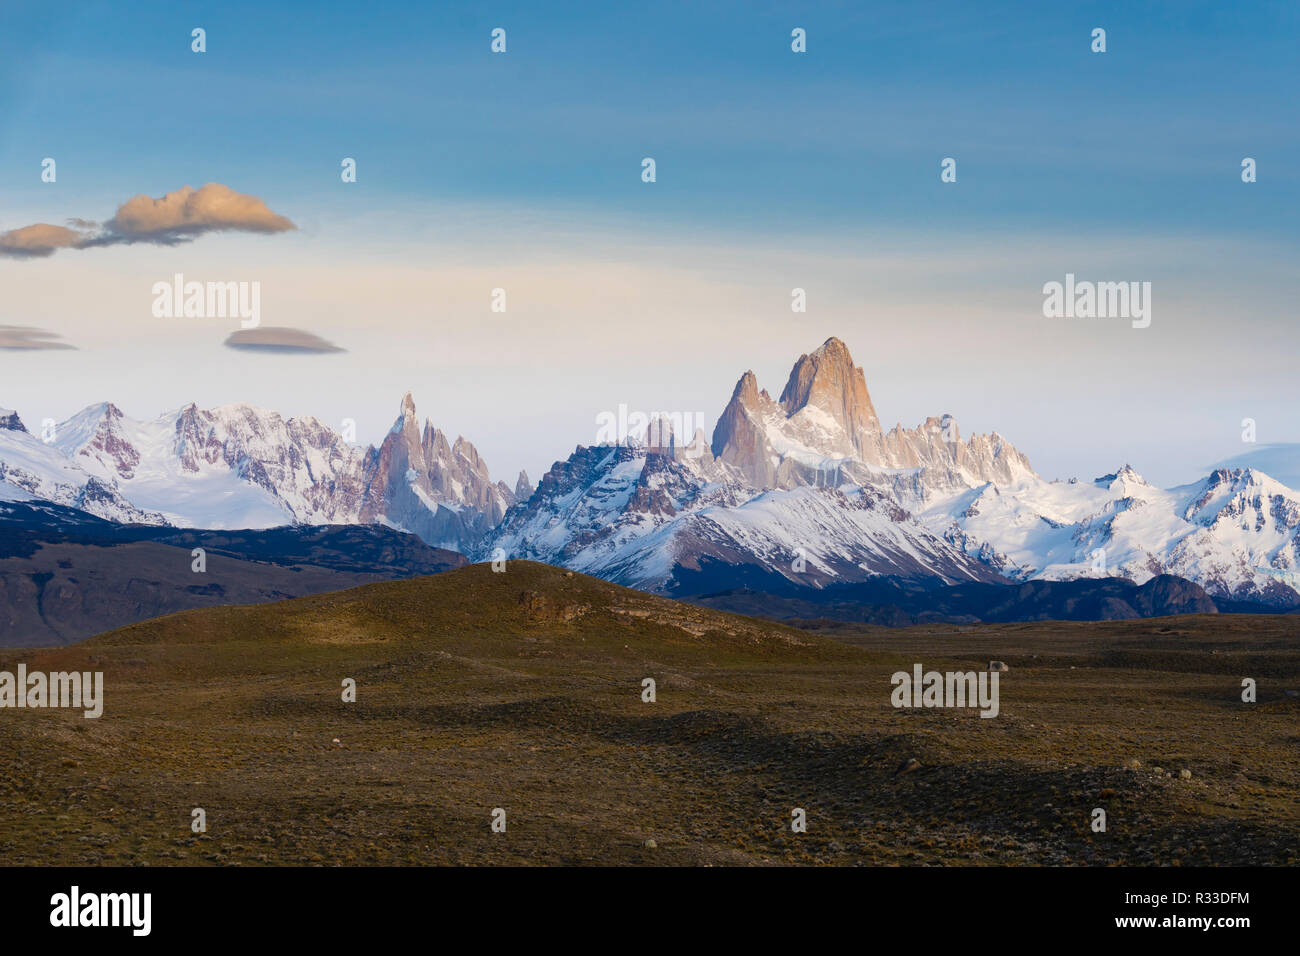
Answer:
[488,337,1032,593]
[923,464,1300,605]
[6,335,1300,606]
[1,396,515,552]
[489,428,1006,594]
[712,336,1033,492]
[487,337,1300,606]
[0,407,165,523]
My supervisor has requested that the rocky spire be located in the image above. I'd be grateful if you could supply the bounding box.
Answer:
[710,336,1034,490]
[778,336,883,459]
[711,370,778,487]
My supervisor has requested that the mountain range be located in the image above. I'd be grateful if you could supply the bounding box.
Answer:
[4,336,1299,612]
[1,392,521,553]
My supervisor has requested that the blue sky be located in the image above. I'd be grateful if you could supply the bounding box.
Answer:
[4,0,1296,232]
[1,0,1297,485]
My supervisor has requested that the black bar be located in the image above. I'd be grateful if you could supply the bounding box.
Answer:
[1,866,1278,942]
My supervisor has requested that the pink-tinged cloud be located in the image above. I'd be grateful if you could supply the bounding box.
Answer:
[0,223,94,258]
[105,183,296,241]
[0,183,296,258]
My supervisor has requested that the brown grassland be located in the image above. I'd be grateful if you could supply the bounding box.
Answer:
[0,561,1296,865]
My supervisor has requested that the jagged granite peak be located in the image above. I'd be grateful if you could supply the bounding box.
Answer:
[712,370,781,487]
[515,470,533,500]
[360,394,513,545]
[734,369,761,406]
[362,397,429,521]
[712,337,1034,492]
[421,423,454,474]
[879,416,1034,491]
[452,435,488,475]
[778,336,883,458]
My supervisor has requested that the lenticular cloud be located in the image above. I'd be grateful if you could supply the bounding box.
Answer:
[0,183,296,258]
[224,327,345,354]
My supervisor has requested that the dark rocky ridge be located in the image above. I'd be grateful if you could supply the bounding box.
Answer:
[0,499,464,647]
[687,572,1230,626]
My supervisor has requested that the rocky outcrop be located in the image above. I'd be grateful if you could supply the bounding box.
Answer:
[0,409,26,433]
[777,335,883,460]
[711,337,1033,492]
[359,393,514,550]
[711,371,781,487]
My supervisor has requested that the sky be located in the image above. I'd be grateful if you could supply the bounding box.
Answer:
[1,0,1297,487]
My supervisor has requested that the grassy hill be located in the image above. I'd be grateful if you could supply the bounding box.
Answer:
[1,560,1296,865]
